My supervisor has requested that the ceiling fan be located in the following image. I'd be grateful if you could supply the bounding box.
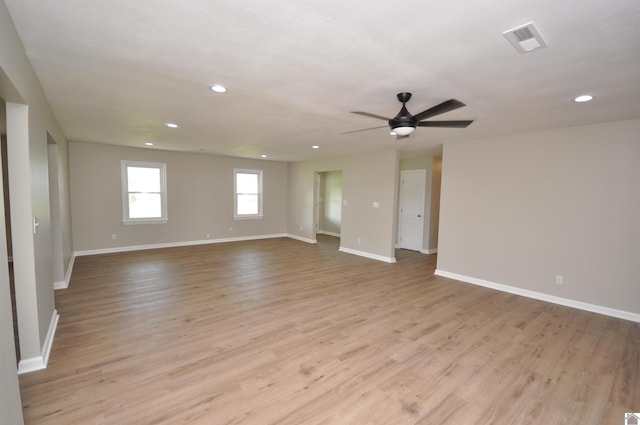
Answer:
[345,93,473,139]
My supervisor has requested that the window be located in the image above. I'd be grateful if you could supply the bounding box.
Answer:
[121,160,167,224]
[234,169,262,219]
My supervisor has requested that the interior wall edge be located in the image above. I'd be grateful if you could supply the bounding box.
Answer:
[17,309,58,375]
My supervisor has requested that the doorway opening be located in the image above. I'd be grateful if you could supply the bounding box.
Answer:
[47,135,66,289]
[398,169,426,252]
[314,171,343,245]
[396,155,443,256]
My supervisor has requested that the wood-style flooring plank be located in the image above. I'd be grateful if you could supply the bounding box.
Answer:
[18,235,639,424]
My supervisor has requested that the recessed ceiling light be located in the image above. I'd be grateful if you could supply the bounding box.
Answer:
[145,142,154,146]
[574,94,593,103]
[312,145,319,149]
[261,154,268,158]
[210,84,227,93]
[166,123,178,128]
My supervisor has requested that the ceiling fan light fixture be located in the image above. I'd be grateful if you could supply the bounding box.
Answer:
[391,126,415,137]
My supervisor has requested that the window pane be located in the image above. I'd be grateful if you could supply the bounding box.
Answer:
[128,167,161,192]
[129,193,162,218]
[236,173,258,194]
[237,194,258,215]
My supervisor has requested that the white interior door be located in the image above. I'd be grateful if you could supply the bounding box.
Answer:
[398,170,426,251]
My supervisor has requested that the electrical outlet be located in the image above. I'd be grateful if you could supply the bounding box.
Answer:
[206,233,210,239]
[357,237,361,244]
[112,234,116,240]
[229,226,233,231]
[555,275,563,285]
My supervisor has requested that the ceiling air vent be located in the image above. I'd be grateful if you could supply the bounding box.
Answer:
[503,22,547,53]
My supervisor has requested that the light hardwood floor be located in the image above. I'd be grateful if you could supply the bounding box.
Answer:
[19,235,639,424]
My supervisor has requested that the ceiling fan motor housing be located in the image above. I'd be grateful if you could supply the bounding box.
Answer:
[389,96,417,130]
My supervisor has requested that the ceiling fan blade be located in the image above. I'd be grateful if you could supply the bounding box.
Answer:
[341,125,389,134]
[411,99,466,122]
[350,111,392,121]
[418,120,473,128]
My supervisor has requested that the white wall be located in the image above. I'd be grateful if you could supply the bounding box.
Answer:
[69,142,288,252]
[288,149,399,262]
[437,119,640,318]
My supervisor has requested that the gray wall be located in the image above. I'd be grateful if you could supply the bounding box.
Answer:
[429,157,442,251]
[437,118,640,315]
[1,0,73,420]
[1,135,10,258]
[0,101,22,425]
[69,142,288,252]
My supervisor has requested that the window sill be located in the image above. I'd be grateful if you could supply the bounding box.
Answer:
[234,215,263,220]
[123,218,168,225]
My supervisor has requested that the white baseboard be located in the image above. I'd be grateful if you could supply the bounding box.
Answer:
[287,234,317,244]
[74,234,290,257]
[317,230,341,238]
[53,255,76,290]
[18,309,59,374]
[434,269,640,323]
[394,246,437,255]
[339,246,396,264]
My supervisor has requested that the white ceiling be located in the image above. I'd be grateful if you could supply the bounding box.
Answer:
[4,0,640,161]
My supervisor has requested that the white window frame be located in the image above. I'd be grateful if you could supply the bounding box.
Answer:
[234,168,263,219]
[121,160,168,225]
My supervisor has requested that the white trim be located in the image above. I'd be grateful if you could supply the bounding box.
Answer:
[65,254,75,287]
[17,357,45,375]
[234,168,263,219]
[74,234,289,257]
[121,160,168,225]
[286,234,317,244]
[339,246,396,264]
[434,269,640,323]
[317,230,341,238]
[18,309,59,374]
[420,248,438,254]
[53,254,75,290]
